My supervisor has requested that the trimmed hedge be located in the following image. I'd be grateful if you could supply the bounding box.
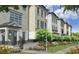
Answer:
[36,29,78,42]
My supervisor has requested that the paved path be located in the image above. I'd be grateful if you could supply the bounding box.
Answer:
[23,42,38,50]
[21,50,52,54]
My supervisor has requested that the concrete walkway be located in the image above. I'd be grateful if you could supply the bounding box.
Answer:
[21,50,52,54]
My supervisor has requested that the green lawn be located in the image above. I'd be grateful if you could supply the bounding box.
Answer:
[48,42,79,53]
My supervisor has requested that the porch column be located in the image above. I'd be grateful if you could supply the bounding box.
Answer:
[5,28,8,44]
[17,30,19,44]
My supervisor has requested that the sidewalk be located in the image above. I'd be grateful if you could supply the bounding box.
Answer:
[21,50,52,54]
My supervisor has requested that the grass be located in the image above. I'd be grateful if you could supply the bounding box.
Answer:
[48,42,79,53]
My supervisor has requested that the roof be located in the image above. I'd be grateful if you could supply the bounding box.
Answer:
[38,5,49,11]
[48,12,59,19]
[48,12,72,28]
[0,22,21,29]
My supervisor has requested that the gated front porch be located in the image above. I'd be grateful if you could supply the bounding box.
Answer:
[0,22,22,45]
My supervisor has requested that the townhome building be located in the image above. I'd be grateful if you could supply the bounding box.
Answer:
[29,5,48,40]
[47,12,72,36]
[68,24,72,35]
[64,22,69,35]
[0,6,29,45]
[47,12,58,34]
[58,18,72,35]
[0,5,72,45]
[60,18,65,35]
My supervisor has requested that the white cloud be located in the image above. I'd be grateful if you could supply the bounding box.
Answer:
[46,5,79,33]
[54,8,65,18]
[45,5,61,12]
[54,7,79,21]
[45,5,54,12]
[46,5,79,21]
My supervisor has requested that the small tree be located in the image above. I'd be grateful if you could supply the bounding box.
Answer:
[36,29,51,42]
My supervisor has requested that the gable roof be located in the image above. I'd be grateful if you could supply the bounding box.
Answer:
[0,22,21,29]
[48,12,59,19]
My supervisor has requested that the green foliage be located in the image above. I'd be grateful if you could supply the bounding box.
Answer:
[62,35,71,41]
[52,34,68,42]
[64,5,79,13]
[0,5,27,12]
[36,29,52,41]
[36,29,79,42]
[72,33,79,40]
[52,35,61,41]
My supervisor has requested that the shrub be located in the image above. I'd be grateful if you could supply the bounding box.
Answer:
[62,35,71,41]
[70,36,76,41]
[66,46,79,54]
[52,34,63,42]
[0,45,12,54]
[36,29,52,41]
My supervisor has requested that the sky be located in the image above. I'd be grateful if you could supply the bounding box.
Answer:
[46,5,79,33]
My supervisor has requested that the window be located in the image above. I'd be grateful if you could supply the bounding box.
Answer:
[54,17,56,23]
[45,22,47,29]
[62,29,64,34]
[41,10,43,17]
[10,11,22,25]
[44,12,46,18]
[56,27,57,30]
[56,19,57,24]
[37,7,39,15]
[40,21,44,28]
[37,20,40,28]
[52,16,54,22]
[22,32,25,39]
[61,20,64,27]
[52,26,54,31]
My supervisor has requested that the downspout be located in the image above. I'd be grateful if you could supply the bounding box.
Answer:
[28,6,30,41]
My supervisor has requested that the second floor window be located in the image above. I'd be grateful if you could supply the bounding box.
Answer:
[10,10,22,25]
[41,10,43,17]
[40,21,44,28]
[61,20,64,27]
[37,20,40,28]
[37,7,39,15]
[45,22,47,29]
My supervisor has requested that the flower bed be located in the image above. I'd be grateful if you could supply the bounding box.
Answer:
[66,46,79,54]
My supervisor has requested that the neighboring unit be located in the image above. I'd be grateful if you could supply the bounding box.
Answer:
[29,5,48,40]
[0,6,29,45]
[47,13,72,36]
[47,12,58,34]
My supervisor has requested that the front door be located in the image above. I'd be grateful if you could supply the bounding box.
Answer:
[9,30,17,45]
[12,31,17,45]
[2,35,5,44]
[1,31,5,44]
